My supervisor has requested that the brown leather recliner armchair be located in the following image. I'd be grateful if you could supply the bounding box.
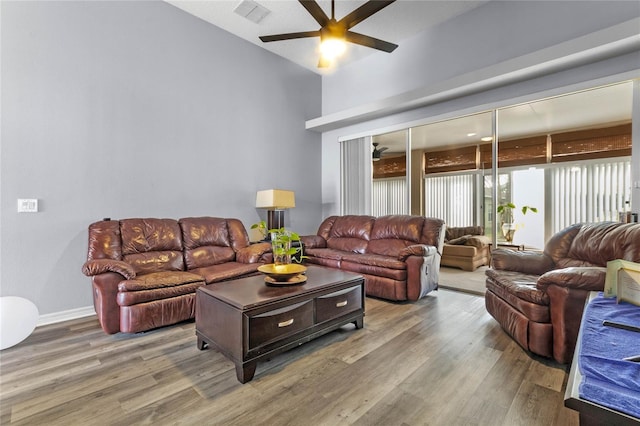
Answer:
[485,221,640,364]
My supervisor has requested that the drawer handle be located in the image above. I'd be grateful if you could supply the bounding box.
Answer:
[336,300,348,308]
[278,318,294,328]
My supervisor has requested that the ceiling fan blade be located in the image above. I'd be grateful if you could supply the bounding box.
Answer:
[345,31,398,53]
[338,0,396,30]
[299,0,330,26]
[260,31,321,43]
[378,147,389,152]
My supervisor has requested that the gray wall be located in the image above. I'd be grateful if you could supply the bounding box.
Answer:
[1,1,322,316]
[319,1,640,218]
[322,1,640,115]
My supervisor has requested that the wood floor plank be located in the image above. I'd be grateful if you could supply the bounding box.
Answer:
[0,289,578,425]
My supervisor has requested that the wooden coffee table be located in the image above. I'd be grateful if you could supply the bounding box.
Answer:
[195,265,365,383]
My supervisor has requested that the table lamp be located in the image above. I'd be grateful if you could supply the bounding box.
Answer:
[255,189,296,231]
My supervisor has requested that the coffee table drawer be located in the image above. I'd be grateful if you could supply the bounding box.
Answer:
[248,300,314,349]
[316,285,362,324]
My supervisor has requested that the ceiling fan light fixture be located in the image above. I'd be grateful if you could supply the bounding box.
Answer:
[320,37,346,61]
[259,0,398,69]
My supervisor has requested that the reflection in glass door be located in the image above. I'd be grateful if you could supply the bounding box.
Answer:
[343,81,633,237]
[371,130,408,216]
[419,112,492,228]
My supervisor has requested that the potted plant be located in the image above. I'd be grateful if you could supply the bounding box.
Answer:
[251,221,305,265]
[250,220,269,241]
[496,202,538,242]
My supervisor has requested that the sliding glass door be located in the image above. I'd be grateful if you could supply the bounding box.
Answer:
[343,80,634,239]
[495,82,633,247]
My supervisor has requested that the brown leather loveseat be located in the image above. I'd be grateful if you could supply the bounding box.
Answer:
[485,221,640,364]
[82,217,271,334]
[300,215,446,301]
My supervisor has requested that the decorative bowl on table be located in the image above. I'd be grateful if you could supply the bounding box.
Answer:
[257,264,307,285]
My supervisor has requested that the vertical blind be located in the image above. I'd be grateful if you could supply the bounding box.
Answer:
[424,174,475,227]
[372,177,406,217]
[341,137,372,215]
[550,159,631,233]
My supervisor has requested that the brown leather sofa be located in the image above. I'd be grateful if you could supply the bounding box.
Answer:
[485,221,640,364]
[441,225,491,271]
[300,215,446,301]
[82,217,271,334]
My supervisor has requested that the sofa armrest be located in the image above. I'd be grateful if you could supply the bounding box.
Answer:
[491,249,555,275]
[82,259,136,280]
[539,269,605,363]
[300,235,326,249]
[90,272,126,334]
[398,244,437,261]
[537,267,606,292]
[236,242,272,263]
[405,246,440,300]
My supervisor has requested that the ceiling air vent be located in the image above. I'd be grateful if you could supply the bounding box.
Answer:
[234,0,270,24]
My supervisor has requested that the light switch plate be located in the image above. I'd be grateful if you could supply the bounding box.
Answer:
[17,199,38,213]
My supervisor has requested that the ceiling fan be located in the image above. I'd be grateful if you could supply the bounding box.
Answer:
[259,0,398,68]
[372,142,388,161]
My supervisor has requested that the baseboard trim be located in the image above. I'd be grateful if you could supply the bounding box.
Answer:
[37,306,96,327]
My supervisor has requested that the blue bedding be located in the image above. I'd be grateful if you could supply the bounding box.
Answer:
[578,292,640,418]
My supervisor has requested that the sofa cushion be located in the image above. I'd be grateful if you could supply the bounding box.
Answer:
[121,218,183,253]
[118,271,203,291]
[368,215,424,256]
[300,235,326,249]
[486,271,551,323]
[566,222,640,267]
[466,235,491,249]
[305,248,346,262]
[123,251,185,276]
[180,217,236,269]
[326,215,375,253]
[87,220,122,261]
[181,217,230,249]
[446,225,483,240]
[448,235,471,245]
[120,218,185,274]
[485,269,549,306]
[189,262,260,284]
[186,246,236,269]
[341,252,407,270]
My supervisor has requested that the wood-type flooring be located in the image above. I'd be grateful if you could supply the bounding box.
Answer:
[0,289,579,425]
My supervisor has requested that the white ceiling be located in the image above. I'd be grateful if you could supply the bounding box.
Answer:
[166,1,634,153]
[166,0,487,73]
[373,81,634,153]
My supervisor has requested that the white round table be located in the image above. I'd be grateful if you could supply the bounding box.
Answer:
[0,296,39,350]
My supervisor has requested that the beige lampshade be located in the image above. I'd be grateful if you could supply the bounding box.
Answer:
[255,189,295,209]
